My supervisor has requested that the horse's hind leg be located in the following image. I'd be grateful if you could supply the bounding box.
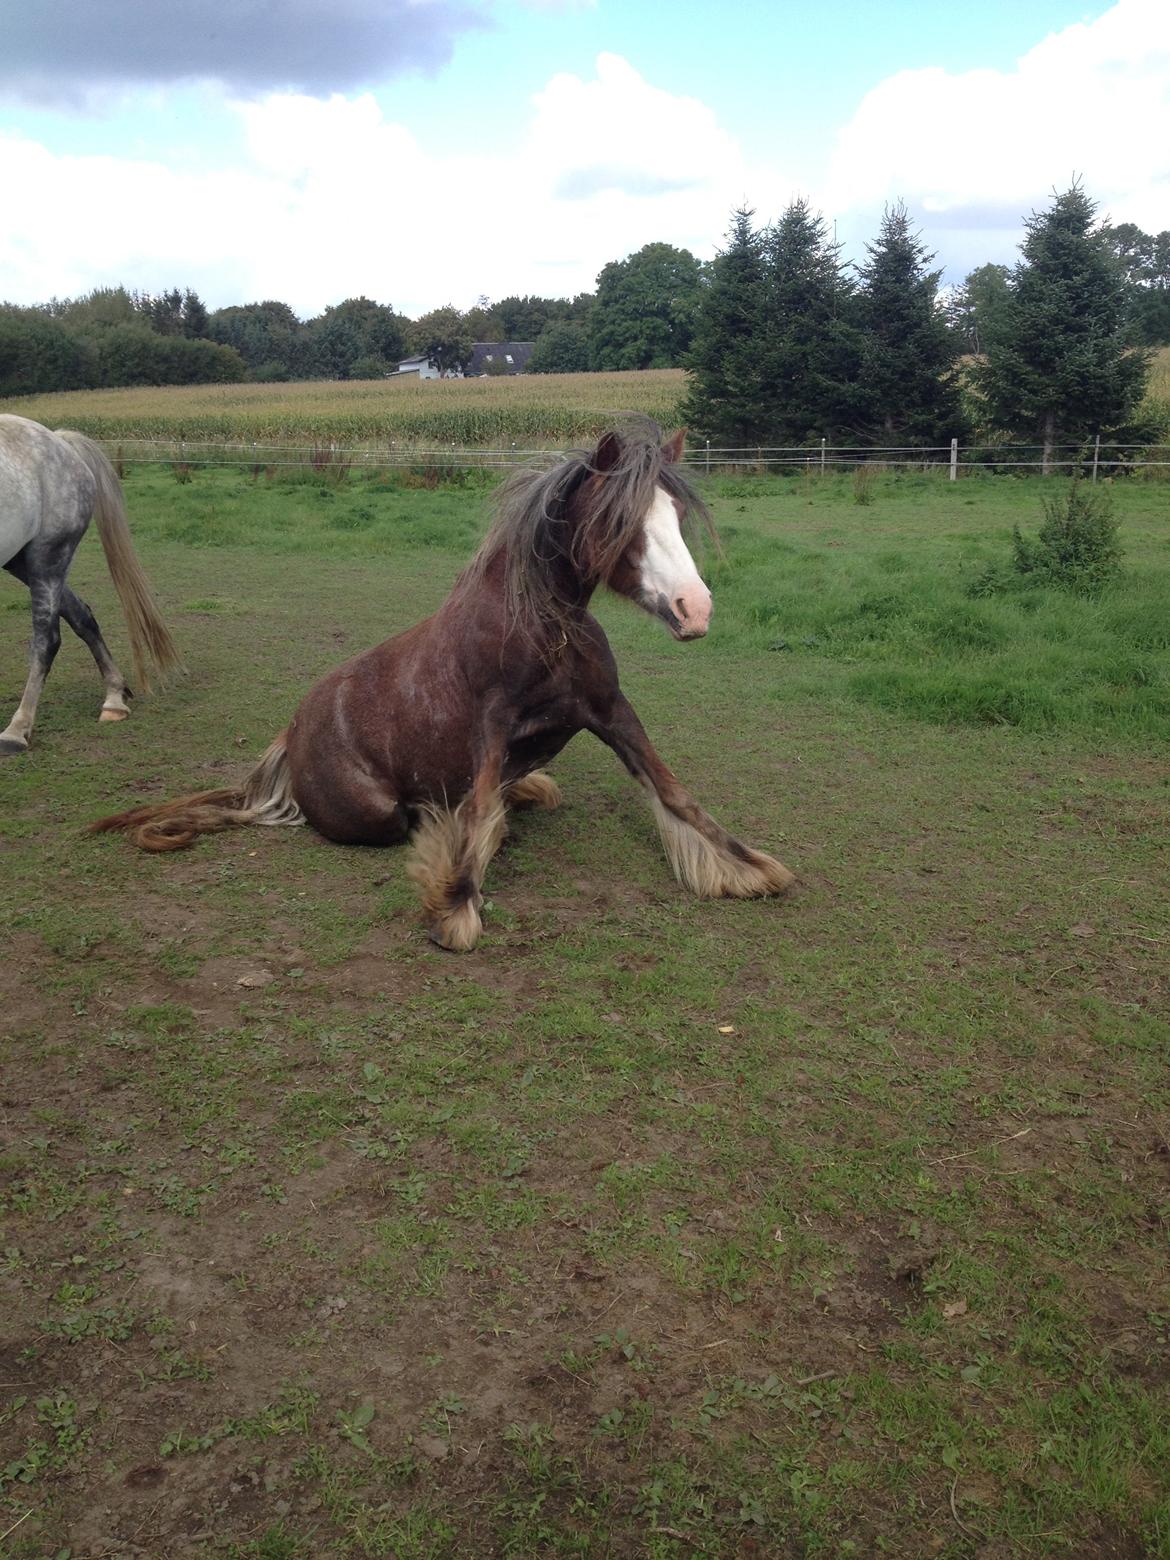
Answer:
[59,586,134,722]
[504,771,561,809]
[6,553,130,724]
[1,562,64,757]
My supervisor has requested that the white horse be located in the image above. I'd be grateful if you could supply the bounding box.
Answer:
[1,415,180,755]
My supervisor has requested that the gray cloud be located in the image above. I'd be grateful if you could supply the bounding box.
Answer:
[556,165,700,200]
[1,0,488,102]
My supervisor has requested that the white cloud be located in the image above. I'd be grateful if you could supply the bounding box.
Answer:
[821,0,1170,277]
[12,5,1163,321]
[0,57,786,316]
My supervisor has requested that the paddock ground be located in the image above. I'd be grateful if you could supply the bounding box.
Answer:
[1,467,1167,1558]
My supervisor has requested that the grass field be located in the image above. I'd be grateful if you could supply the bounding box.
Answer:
[2,465,1169,1558]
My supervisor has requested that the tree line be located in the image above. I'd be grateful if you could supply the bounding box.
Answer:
[2,187,1166,446]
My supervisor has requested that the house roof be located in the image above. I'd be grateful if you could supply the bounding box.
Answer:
[465,341,535,376]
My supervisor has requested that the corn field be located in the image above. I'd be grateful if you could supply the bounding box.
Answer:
[3,349,1166,450]
[0,369,688,446]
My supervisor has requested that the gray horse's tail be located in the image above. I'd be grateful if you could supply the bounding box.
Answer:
[55,429,182,692]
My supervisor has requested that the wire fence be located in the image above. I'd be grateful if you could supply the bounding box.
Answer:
[101,436,1170,479]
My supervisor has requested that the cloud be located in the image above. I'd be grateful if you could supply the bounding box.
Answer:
[0,56,785,317]
[821,0,1170,279]
[555,166,701,199]
[0,0,486,103]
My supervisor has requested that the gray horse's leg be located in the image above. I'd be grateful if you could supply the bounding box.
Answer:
[4,553,130,729]
[1,566,64,755]
[59,585,133,721]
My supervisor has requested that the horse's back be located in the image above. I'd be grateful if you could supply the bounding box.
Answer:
[0,415,94,568]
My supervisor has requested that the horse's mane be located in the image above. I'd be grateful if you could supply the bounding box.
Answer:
[458,418,713,640]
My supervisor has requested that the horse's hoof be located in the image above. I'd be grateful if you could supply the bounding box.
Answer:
[0,737,29,757]
[99,708,130,723]
[428,901,482,952]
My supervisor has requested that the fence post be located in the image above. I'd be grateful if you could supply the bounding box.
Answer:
[820,437,826,473]
[1092,432,1100,482]
[949,437,958,482]
[705,439,710,474]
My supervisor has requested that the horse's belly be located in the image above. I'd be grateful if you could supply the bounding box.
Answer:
[505,728,574,779]
[0,485,39,568]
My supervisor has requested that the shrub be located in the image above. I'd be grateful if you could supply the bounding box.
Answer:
[1011,481,1121,594]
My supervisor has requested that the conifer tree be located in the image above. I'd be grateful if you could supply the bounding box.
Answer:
[978,185,1148,471]
[680,207,767,445]
[854,201,962,445]
[758,199,862,444]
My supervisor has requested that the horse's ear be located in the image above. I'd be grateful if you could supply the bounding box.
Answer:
[594,431,622,473]
[662,429,686,464]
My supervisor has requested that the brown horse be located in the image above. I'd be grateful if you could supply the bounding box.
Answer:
[92,423,794,949]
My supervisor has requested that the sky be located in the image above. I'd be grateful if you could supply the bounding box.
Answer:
[1,0,1167,320]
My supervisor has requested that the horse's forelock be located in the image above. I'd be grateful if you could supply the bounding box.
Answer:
[462,421,713,638]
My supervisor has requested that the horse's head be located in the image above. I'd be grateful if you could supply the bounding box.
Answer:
[588,429,713,640]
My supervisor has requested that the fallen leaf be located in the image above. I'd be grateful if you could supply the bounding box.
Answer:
[717,1024,736,1035]
[942,1298,969,1319]
[1068,923,1095,938]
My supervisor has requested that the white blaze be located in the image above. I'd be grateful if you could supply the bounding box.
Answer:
[639,486,712,638]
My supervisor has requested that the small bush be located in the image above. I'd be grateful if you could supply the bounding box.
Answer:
[1011,481,1121,594]
[964,562,1015,599]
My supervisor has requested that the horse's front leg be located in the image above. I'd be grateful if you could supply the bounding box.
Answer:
[409,736,508,952]
[590,694,795,898]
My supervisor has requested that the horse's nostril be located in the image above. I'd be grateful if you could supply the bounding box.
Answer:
[674,597,688,618]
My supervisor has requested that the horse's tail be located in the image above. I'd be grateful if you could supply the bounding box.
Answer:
[89,733,304,852]
[54,428,182,693]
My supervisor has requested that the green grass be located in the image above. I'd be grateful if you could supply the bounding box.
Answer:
[2,465,1169,1557]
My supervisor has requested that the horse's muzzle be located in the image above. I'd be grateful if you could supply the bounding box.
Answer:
[650,590,710,640]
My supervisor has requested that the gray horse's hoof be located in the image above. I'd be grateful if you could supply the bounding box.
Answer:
[0,737,29,757]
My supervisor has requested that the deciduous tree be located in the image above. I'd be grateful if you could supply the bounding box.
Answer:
[528,321,591,374]
[409,306,473,376]
[589,243,703,370]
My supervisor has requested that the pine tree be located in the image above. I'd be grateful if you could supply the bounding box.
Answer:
[758,199,862,444]
[680,207,768,445]
[978,185,1149,471]
[854,201,962,445]
[181,289,210,339]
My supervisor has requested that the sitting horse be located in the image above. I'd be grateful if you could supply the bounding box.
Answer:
[1,414,179,754]
[92,423,793,949]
